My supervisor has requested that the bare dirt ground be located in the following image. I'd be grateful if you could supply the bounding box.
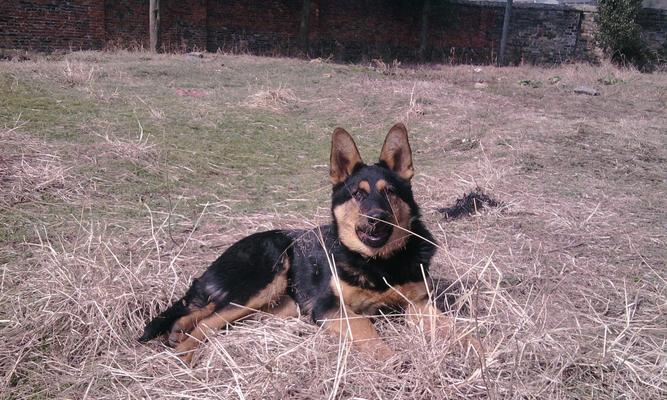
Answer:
[0,51,665,399]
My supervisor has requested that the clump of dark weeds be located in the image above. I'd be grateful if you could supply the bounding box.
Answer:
[438,187,501,220]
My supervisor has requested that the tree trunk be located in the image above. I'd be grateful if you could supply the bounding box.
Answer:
[418,0,432,62]
[297,0,311,54]
[499,0,513,66]
[149,0,160,52]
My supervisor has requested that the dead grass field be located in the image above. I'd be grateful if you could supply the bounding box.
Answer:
[1,51,665,399]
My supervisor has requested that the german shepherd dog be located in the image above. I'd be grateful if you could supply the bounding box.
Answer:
[139,123,457,364]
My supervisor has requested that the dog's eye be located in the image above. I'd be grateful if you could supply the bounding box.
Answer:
[353,190,367,201]
[384,187,395,196]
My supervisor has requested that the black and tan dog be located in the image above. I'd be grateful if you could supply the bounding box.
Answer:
[139,123,457,364]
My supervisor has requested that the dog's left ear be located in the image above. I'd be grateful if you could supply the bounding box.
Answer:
[379,123,414,181]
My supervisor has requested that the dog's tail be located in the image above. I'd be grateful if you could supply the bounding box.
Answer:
[138,297,190,343]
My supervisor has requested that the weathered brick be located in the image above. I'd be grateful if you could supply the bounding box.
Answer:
[0,0,665,64]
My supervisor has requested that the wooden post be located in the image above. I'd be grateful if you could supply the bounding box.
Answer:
[149,0,160,52]
[297,0,311,54]
[418,0,432,62]
[499,0,512,66]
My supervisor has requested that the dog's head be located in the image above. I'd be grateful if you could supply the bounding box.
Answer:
[329,123,420,258]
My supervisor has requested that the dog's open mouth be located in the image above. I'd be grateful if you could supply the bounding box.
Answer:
[356,223,392,248]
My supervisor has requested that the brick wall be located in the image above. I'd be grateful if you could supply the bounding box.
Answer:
[638,7,667,56]
[427,3,503,63]
[575,10,602,62]
[0,0,105,51]
[207,0,302,55]
[301,1,598,64]
[0,0,665,65]
[104,0,207,51]
[160,0,207,51]
[104,0,147,49]
[201,0,603,64]
[308,0,422,61]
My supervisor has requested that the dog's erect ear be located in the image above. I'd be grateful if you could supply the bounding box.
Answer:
[379,123,414,181]
[330,128,363,185]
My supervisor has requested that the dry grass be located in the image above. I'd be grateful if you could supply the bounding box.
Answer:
[97,131,156,162]
[245,86,299,112]
[0,52,665,399]
[62,59,97,87]
[0,126,81,206]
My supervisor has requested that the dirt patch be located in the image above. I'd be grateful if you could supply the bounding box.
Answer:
[175,87,208,97]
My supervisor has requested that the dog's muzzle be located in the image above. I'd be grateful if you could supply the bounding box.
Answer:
[356,210,392,248]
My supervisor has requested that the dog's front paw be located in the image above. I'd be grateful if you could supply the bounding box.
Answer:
[177,350,195,366]
[168,330,187,347]
[174,340,198,366]
[371,342,395,362]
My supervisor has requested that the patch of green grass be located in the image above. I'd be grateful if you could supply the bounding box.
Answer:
[518,79,543,88]
[0,74,99,140]
[1,59,336,220]
[598,74,624,85]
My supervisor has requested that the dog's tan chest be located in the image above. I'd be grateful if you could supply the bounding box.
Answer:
[332,280,429,315]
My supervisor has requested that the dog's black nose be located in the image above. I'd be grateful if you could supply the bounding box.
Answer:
[367,210,389,225]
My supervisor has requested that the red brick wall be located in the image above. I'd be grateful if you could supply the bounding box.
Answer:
[104,0,148,49]
[1,0,664,65]
[308,0,421,60]
[104,0,207,51]
[205,0,424,61]
[428,5,504,62]
[0,0,105,51]
[161,0,207,51]
[0,1,207,52]
[207,0,302,55]
[203,1,595,64]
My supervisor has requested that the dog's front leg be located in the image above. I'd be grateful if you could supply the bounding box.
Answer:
[395,281,456,337]
[406,299,483,356]
[317,307,394,361]
[406,300,455,337]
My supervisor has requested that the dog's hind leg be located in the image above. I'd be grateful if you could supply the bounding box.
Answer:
[139,278,211,343]
[175,303,256,364]
[168,302,216,347]
[175,269,290,364]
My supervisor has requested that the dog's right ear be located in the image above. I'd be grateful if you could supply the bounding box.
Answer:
[330,128,363,185]
[379,123,413,181]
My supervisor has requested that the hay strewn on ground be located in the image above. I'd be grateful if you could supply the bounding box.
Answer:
[0,51,665,399]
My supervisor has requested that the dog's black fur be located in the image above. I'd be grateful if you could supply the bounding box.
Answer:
[139,123,454,363]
